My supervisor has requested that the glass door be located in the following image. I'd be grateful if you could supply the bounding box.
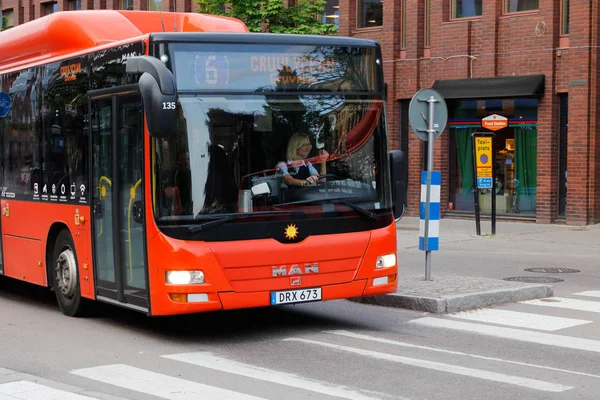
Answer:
[89,87,148,311]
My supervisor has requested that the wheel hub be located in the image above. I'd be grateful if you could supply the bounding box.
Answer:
[56,248,77,298]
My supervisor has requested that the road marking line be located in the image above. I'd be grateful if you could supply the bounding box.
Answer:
[446,308,592,331]
[162,352,391,400]
[573,290,600,298]
[284,338,573,393]
[0,380,98,400]
[325,330,600,379]
[71,364,265,400]
[520,297,600,313]
[410,317,600,353]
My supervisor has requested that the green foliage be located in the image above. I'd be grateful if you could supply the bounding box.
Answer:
[196,0,337,35]
[2,16,8,31]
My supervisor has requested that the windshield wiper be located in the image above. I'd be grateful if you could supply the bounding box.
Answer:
[186,210,305,233]
[277,197,378,221]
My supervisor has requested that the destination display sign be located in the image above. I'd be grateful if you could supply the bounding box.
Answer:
[171,43,379,92]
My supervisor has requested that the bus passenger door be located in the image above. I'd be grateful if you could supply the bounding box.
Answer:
[89,87,149,312]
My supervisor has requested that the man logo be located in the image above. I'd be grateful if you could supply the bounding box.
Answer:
[272,263,319,277]
[290,276,302,286]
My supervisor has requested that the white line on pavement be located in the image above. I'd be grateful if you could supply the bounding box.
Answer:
[409,317,600,353]
[162,352,392,400]
[573,290,600,298]
[325,330,600,379]
[283,338,573,393]
[520,297,600,313]
[446,308,592,331]
[71,364,265,400]
[0,380,99,400]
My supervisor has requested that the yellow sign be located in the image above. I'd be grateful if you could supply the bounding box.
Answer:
[284,224,299,240]
[475,137,493,178]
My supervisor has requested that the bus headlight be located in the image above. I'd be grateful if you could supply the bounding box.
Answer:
[165,271,205,285]
[376,254,396,269]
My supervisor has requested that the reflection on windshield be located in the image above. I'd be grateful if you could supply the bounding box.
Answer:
[153,95,389,222]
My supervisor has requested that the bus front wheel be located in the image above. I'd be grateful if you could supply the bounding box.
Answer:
[53,229,86,317]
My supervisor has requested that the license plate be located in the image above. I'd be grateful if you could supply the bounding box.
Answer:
[270,288,322,305]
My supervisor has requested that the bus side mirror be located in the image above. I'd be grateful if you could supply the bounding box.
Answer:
[389,150,407,220]
[126,56,177,138]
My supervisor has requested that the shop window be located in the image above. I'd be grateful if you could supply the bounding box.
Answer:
[2,9,14,29]
[452,0,482,19]
[448,98,538,216]
[148,0,162,11]
[561,0,569,35]
[322,0,339,27]
[505,0,538,13]
[119,0,133,10]
[358,0,382,28]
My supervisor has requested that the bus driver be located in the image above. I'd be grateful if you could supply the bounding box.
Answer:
[277,133,329,187]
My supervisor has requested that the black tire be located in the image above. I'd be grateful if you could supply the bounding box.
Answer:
[53,229,87,317]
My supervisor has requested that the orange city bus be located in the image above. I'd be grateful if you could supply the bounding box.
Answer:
[0,10,406,317]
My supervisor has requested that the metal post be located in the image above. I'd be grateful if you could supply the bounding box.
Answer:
[424,96,435,281]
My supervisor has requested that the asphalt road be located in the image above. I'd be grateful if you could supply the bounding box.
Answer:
[1,274,599,400]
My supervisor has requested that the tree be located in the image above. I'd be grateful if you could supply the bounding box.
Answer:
[2,16,9,31]
[196,0,337,35]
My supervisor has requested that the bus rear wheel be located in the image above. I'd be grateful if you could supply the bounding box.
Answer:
[53,229,86,317]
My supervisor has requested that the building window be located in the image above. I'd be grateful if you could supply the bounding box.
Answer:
[448,98,538,216]
[41,1,58,16]
[505,0,538,13]
[558,94,568,217]
[67,0,82,10]
[425,0,430,47]
[120,0,134,10]
[452,0,482,18]
[561,0,569,35]
[401,0,406,49]
[358,0,382,28]
[322,0,339,27]
[2,9,14,28]
[148,0,162,11]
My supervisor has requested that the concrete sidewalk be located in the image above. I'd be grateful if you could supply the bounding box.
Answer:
[353,217,600,313]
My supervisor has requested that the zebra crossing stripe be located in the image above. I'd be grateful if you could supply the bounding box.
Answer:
[573,290,600,298]
[410,317,600,353]
[71,364,266,400]
[162,352,388,400]
[446,308,592,331]
[0,380,99,400]
[520,297,600,313]
[284,338,573,393]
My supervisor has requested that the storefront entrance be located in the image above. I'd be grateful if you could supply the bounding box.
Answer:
[447,98,538,217]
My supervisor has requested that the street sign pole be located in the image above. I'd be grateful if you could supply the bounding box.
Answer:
[423,96,436,280]
[409,88,447,282]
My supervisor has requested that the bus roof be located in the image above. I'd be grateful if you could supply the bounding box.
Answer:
[0,10,249,71]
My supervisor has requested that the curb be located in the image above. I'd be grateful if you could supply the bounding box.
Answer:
[350,283,554,313]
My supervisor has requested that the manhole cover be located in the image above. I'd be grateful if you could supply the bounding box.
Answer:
[524,268,580,273]
[503,276,564,283]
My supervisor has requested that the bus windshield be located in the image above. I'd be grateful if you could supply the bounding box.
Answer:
[152,43,391,240]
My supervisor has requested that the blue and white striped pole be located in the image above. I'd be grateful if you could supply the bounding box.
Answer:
[419,171,440,252]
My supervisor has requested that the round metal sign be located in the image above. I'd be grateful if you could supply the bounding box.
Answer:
[0,92,11,118]
[408,88,448,141]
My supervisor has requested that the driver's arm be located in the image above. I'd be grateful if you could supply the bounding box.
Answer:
[283,174,309,187]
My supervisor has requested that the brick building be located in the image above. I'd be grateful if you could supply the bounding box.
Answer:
[2,0,598,225]
[337,0,599,226]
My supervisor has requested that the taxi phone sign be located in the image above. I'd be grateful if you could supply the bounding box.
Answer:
[475,136,493,187]
[471,132,496,235]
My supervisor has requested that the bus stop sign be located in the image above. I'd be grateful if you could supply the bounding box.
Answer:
[408,88,447,141]
[0,92,11,118]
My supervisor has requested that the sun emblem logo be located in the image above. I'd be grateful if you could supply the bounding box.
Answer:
[284,224,299,240]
